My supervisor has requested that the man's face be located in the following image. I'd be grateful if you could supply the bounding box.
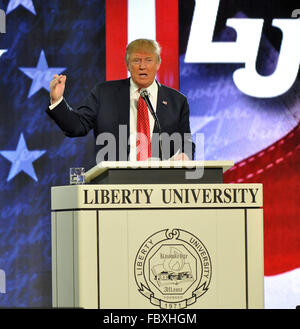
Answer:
[127,51,161,89]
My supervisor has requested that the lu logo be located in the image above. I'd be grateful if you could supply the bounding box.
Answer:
[185,0,300,98]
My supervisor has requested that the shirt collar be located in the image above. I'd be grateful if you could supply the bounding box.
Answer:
[130,78,158,96]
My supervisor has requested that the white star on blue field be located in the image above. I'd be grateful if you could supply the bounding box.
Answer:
[0,133,46,182]
[6,0,36,15]
[19,50,66,98]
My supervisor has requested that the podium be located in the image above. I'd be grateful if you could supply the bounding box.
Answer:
[51,161,264,309]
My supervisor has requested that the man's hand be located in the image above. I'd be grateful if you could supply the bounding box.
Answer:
[171,153,190,161]
[50,74,66,104]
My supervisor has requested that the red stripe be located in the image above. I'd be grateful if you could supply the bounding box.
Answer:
[155,0,179,90]
[224,123,300,276]
[105,0,128,80]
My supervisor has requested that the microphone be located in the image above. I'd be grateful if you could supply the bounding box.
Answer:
[140,88,163,159]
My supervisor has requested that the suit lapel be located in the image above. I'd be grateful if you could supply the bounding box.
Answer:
[153,82,168,133]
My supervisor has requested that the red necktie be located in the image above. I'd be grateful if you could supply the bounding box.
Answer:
[136,93,151,160]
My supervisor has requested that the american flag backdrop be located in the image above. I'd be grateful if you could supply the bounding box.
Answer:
[0,0,299,309]
[0,0,105,306]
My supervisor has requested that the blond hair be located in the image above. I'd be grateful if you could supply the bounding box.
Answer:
[125,39,161,65]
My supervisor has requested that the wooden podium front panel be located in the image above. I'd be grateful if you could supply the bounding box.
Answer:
[52,210,99,309]
[98,210,130,308]
[246,208,264,308]
[98,208,263,309]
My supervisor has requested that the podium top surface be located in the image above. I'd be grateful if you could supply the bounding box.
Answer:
[84,160,234,183]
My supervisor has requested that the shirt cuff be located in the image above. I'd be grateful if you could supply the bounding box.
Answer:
[49,97,63,110]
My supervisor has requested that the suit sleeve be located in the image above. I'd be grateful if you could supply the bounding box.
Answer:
[46,86,99,137]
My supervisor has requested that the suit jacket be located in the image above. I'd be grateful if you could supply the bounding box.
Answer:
[46,78,194,161]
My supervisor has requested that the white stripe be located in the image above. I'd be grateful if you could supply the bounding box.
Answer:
[128,0,156,43]
[264,267,300,309]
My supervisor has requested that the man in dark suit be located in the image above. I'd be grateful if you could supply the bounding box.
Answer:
[46,39,194,162]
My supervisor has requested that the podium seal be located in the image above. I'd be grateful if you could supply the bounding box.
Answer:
[134,229,212,309]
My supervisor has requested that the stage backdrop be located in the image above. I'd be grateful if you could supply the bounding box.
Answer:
[179,0,300,309]
[0,0,299,309]
[0,0,104,307]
